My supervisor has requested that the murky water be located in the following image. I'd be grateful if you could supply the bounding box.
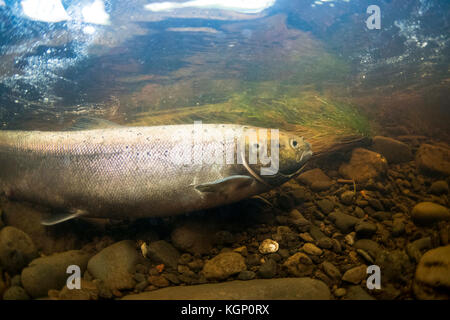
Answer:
[0,0,449,301]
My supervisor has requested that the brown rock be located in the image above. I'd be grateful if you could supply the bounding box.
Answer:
[123,278,331,300]
[171,221,216,255]
[0,226,38,274]
[415,144,450,176]
[202,252,246,280]
[372,136,413,163]
[342,265,367,284]
[283,252,314,277]
[339,148,388,183]
[21,250,91,298]
[414,245,450,300]
[297,168,334,191]
[87,240,141,291]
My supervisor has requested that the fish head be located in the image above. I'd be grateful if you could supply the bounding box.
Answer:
[276,131,313,177]
[241,128,312,186]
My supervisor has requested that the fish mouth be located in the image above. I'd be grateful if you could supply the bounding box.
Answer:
[241,144,313,187]
[281,149,313,179]
[297,149,313,163]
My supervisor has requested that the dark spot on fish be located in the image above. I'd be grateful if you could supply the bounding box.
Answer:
[164,150,168,157]
[147,152,151,156]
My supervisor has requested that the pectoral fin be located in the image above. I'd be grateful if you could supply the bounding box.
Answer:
[41,209,87,226]
[195,175,254,194]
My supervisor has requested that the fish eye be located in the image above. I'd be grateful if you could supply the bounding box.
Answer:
[290,139,298,148]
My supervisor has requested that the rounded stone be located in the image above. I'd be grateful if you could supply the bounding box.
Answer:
[2,285,30,300]
[0,226,38,274]
[372,136,413,164]
[429,181,449,195]
[202,252,246,280]
[258,259,277,279]
[21,250,91,298]
[283,252,314,277]
[302,243,323,256]
[342,265,367,284]
[340,191,355,205]
[414,245,450,300]
[87,240,141,291]
[258,239,279,254]
[411,202,450,224]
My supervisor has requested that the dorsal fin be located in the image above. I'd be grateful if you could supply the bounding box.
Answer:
[65,117,122,131]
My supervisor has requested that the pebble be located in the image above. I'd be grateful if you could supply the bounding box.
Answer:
[309,225,327,241]
[411,202,450,224]
[202,252,246,280]
[415,144,450,176]
[135,280,149,292]
[0,226,38,274]
[392,219,405,236]
[178,253,193,265]
[429,181,449,195]
[340,191,355,205]
[258,259,277,279]
[334,288,347,298]
[283,253,314,277]
[317,237,333,249]
[2,286,30,300]
[297,168,334,191]
[321,261,341,280]
[87,240,141,291]
[146,240,180,270]
[214,230,235,245]
[171,221,216,255]
[187,259,204,272]
[342,265,367,284]
[353,207,365,218]
[339,148,388,183]
[148,275,170,288]
[355,221,377,238]
[344,286,375,300]
[356,249,374,264]
[22,250,91,298]
[345,233,355,246]
[302,243,323,256]
[58,279,99,300]
[258,239,279,254]
[371,211,392,221]
[354,239,381,260]
[372,136,413,164]
[406,237,432,263]
[233,246,248,257]
[413,245,450,300]
[329,211,360,234]
[299,233,315,242]
[316,199,335,215]
[237,270,256,281]
[368,198,385,211]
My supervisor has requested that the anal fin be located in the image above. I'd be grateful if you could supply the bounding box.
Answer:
[41,209,87,226]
